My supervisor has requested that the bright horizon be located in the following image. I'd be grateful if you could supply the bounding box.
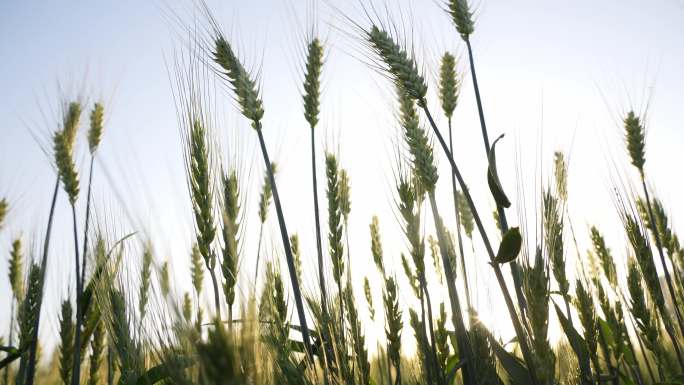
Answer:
[2,0,684,358]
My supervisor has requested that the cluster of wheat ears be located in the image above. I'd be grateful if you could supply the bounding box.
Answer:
[2,1,684,385]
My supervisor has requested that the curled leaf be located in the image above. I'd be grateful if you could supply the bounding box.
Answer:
[494,227,522,264]
[487,134,511,208]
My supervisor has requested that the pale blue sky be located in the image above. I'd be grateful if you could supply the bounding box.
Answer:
[2,0,684,355]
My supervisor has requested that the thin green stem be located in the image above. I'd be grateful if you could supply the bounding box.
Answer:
[421,279,443,385]
[80,155,95,296]
[311,126,328,313]
[70,203,83,385]
[254,222,264,288]
[256,128,313,360]
[207,262,222,322]
[448,117,472,311]
[24,176,60,385]
[418,287,434,385]
[465,38,528,320]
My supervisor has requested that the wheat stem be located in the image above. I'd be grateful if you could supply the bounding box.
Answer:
[70,203,83,385]
[80,155,95,299]
[254,223,264,288]
[24,176,59,385]
[464,37,528,321]
[255,128,313,359]
[310,126,328,316]
[421,278,443,385]
[448,118,472,311]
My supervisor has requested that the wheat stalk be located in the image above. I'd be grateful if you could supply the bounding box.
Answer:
[211,30,313,358]
[624,111,684,340]
[80,102,106,332]
[300,37,329,323]
[444,0,529,321]
[52,102,87,385]
[439,52,471,311]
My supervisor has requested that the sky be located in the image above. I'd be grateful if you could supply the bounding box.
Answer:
[1,0,684,357]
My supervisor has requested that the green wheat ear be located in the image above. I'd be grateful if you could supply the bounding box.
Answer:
[456,190,474,239]
[182,292,192,323]
[87,320,104,385]
[18,264,41,351]
[54,102,82,205]
[574,279,599,369]
[290,233,303,283]
[325,153,344,285]
[553,151,568,201]
[590,226,617,288]
[624,111,646,175]
[439,52,459,119]
[213,36,264,130]
[339,168,351,221]
[383,276,403,383]
[190,243,204,295]
[369,215,385,275]
[160,260,170,297]
[58,299,75,385]
[446,0,475,40]
[397,85,438,193]
[0,197,8,229]
[88,102,104,154]
[303,38,323,128]
[138,245,152,322]
[624,215,664,309]
[258,162,276,223]
[221,169,240,315]
[363,277,375,320]
[63,101,82,149]
[9,237,24,301]
[188,118,216,267]
[367,25,428,105]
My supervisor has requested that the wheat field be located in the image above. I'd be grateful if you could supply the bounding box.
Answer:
[2,1,684,384]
